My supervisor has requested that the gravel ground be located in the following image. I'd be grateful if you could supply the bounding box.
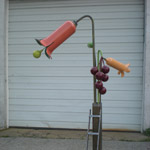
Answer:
[0,137,150,150]
[0,128,149,142]
[0,128,150,150]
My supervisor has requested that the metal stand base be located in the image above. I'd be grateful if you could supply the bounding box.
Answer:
[92,103,102,150]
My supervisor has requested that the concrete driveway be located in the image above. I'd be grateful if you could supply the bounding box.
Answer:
[0,128,150,150]
[0,137,150,150]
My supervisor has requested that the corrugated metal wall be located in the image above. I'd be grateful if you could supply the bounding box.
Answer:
[8,0,144,131]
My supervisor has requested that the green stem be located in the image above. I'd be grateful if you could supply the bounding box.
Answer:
[97,51,100,71]
[41,47,45,52]
[97,50,103,104]
[99,50,103,57]
[97,51,99,104]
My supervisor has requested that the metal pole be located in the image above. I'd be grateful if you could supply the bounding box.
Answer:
[75,16,102,150]
[75,15,96,104]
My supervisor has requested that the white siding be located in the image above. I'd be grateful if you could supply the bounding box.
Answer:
[0,0,8,129]
[8,0,144,131]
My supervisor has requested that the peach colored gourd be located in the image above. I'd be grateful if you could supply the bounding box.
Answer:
[105,57,130,77]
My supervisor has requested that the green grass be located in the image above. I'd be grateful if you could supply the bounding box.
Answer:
[120,138,150,142]
[143,128,150,137]
[1,135,10,138]
[140,138,150,142]
[120,139,134,142]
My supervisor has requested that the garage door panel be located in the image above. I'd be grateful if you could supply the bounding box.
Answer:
[9,89,142,101]
[9,105,141,115]
[9,120,141,131]
[8,43,144,54]
[8,53,143,61]
[8,36,144,44]
[9,99,142,109]
[9,12,143,23]
[9,19,144,31]
[9,0,143,9]
[8,60,143,67]
[9,5,144,16]
[8,66,142,77]
[9,82,142,91]
[9,99,92,107]
[9,76,143,84]
[9,29,144,39]
[9,111,141,124]
[9,120,88,129]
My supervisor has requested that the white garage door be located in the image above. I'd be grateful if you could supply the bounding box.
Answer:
[8,0,144,131]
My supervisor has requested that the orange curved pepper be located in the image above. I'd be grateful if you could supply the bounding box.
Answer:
[105,57,130,77]
[36,21,76,58]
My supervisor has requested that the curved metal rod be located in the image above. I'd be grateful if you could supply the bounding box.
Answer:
[75,15,97,103]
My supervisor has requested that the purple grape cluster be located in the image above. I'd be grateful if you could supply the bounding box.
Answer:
[90,59,110,95]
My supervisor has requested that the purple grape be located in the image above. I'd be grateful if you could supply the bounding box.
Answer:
[101,65,110,74]
[95,71,104,80]
[95,81,103,90]
[102,74,109,82]
[99,87,107,95]
[90,67,98,75]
